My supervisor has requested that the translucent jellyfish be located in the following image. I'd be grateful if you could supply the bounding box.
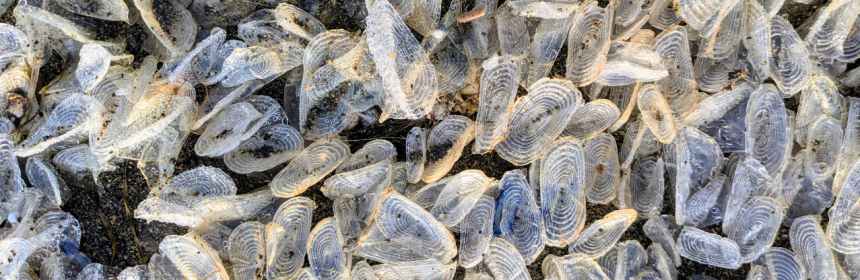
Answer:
[228,221,266,280]
[366,0,438,120]
[223,124,304,174]
[496,78,582,166]
[459,196,495,268]
[561,99,620,140]
[769,16,812,96]
[307,217,348,280]
[568,209,637,259]
[565,0,613,86]
[406,127,427,184]
[474,54,521,155]
[494,170,546,264]
[745,84,789,175]
[270,138,350,198]
[540,137,587,247]
[266,197,314,279]
[583,133,621,204]
[356,191,456,263]
[790,216,836,280]
[677,227,742,269]
[726,196,784,263]
[636,84,676,143]
[423,115,474,182]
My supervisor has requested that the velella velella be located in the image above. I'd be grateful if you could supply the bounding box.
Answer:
[0,0,856,278]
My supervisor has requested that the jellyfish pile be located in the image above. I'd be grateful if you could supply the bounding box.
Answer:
[0,0,858,278]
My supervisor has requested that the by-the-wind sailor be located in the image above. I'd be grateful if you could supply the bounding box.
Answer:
[0,24,28,71]
[430,170,491,227]
[270,138,349,198]
[649,0,683,30]
[484,237,531,280]
[372,259,456,280]
[294,268,316,280]
[542,254,610,280]
[681,82,754,128]
[754,247,806,280]
[678,227,742,269]
[494,170,546,264]
[653,26,698,115]
[565,0,613,87]
[158,235,230,280]
[134,196,202,227]
[25,156,68,206]
[192,189,277,223]
[568,209,637,259]
[827,198,860,254]
[561,99,620,140]
[583,133,621,204]
[366,0,438,121]
[684,174,727,227]
[726,196,784,263]
[266,197,314,280]
[770,16,812,96]
[406,127,426,184]
[676,0,740,38]
[615,241,649,280]
[842,14,860,62]
[619,119,662,169]
[195,102,274,157]
[596,42,669,86]
[525,15,574,87]
[272,3,325,42]
[643,215,682,267]
[228,221,266,280]
[350,261,376,280]
[162,28,226,86]
[803,0,860,60]
[422,115,474,183]
[495,4,529,57]
[133,0,197,60]
[745,84,789,176]
[159,165,236,207]
[693,57,730,93]
[795,76,843,148]
[507,1,580,18]
[474,54,521,155]
[218,46,296,88]
[637,84,676,144]
[337,139,396,173]
[619,156,665,219]
[804,116,842,175]
[223,124,304,174]
[16,94,102,157]
[496,78,582,166]
[459,195,494,268]
[723,154,780,234]
[308,217,347,280]
[322,161,391,199]
[790,216,836,280]
[673,126,724,225]
[743,0,771,83]
[0,238,30,278]
[356,191,456,263]
[76,44,130,92]
[604,83,641,132]
[540,137,587,247]
[610,0,654,41]
[696,1,743,60]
